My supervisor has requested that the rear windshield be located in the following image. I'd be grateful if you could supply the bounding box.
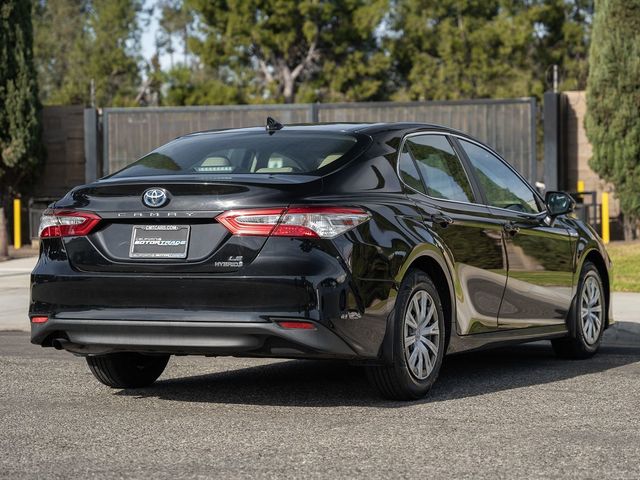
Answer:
[109,131,362,178]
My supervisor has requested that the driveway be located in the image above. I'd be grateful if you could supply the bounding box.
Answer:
[1,255,639,478]
[1,332,639,479]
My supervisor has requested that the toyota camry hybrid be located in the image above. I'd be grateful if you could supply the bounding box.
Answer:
[30,120,613,400]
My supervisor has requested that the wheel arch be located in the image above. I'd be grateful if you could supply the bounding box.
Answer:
[407,255,454,349]
[379,249,455,364]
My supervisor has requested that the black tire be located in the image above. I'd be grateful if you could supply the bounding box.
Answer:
[366,269,446,400]
[86,353,170,388]
[552,261,605,359]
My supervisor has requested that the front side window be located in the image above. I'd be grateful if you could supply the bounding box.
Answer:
[404,134,474,203]
[459,139,540,214]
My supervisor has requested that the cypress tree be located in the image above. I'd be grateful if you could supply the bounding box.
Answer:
[585,0,640,239]
[0,0,42,254]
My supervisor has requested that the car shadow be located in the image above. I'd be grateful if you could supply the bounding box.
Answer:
[116,336,640,408]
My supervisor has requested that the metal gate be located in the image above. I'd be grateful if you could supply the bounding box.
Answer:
[102,98,537,181]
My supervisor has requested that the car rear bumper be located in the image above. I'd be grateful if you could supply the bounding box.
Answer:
[30,316,359,358]
[30,236,397,359]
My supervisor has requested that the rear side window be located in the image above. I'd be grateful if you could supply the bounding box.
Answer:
[110,131,361,178]
[403,134,474,203]
[398,146,426,193]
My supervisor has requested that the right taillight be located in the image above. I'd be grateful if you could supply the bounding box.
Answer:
[216,206,370,239]
[38,209,101,238]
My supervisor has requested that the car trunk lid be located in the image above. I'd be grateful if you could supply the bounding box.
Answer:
[58,175,322,273]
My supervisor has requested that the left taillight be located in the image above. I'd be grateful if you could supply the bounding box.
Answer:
[38,209,101,238]
[216,206,370,239]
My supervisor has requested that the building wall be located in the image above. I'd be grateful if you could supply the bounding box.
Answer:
[563,91,620,217]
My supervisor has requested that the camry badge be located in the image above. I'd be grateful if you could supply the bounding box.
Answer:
[142,188,168,208]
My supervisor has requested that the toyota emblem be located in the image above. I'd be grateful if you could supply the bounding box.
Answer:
[142,188,169,208]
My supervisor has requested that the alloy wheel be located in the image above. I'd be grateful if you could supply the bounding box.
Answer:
[581,275,603,345]
[403,290,440,380]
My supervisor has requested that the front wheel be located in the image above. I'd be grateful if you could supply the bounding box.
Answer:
[366,269,446,400]
[552,261,605,359]
[86,353,170,388]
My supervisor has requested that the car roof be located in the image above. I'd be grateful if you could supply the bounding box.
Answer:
[182,122,466,138]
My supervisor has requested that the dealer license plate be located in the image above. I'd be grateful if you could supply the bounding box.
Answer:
[129,225,190,259]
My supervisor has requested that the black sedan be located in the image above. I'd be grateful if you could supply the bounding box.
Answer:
[30,121,613,400]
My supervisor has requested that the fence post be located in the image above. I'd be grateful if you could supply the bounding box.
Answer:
[529,97,537,183]
[543,92,560,191]
[102,109,109,176]
[84,108,99,183]
[310,103,319,123]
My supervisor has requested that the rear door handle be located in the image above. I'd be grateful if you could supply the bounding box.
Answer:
[503,222,520,235]
[429,214,454,228]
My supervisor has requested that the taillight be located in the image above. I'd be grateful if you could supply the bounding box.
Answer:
[216,207,370,239]
[38,209,101,238]
[216,208,286,236]
[274,207,371,238]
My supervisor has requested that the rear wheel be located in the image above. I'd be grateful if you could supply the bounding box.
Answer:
[366,269,446,400]
[552,261,605,359]
[86,353,169,388]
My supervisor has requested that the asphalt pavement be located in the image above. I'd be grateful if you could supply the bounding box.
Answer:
[1,255,639,478]
[1,332,639,479]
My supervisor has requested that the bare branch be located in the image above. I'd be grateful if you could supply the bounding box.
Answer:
[291,39,317,81]
[258,58,274,84]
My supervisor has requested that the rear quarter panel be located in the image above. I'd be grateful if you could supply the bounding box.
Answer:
[317,129,455,357]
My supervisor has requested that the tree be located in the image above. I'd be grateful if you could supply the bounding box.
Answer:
[157,0,193,68]
[387,0,594,101]
[388,1,539,101]
[531,0,593,92]
[32,0,143,106]
[185,0,390,104]
[0,0,43,255]
[164,66,244,106]
[157,0,595,106]
[585,0,640,239]
[32,0,89,105]
[86,0,144,106]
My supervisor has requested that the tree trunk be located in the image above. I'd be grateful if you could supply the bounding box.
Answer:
[282,69,295,104]
[0,207,8,259]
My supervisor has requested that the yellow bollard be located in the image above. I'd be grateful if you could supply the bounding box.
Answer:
[577,180,585,193]
[13,198,21,249]
[601,192,610,244]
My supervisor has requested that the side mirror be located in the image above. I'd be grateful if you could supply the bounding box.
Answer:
[545,191,576,217]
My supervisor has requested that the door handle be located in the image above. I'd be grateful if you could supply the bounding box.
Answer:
[503,221,520,236]
[429,214,454,228]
